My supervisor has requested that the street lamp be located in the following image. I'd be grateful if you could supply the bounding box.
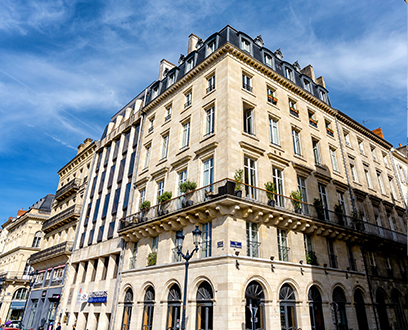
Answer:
[21,270,38,329]
[176,226,202,330]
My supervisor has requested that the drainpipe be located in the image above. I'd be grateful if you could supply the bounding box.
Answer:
[335,116,356,214]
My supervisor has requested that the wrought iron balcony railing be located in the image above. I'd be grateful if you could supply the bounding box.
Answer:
[42,205,82,233]
[0,271,31,281]
[119,179,407,245]
[55,179,81,201]
[29,241,73,264]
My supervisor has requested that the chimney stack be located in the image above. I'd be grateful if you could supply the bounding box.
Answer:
[301,65,316,82]
[158,59,176,81]
[316,76,326,88]
[187,33,200,54]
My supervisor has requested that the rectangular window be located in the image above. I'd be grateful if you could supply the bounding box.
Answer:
[371,147,377,161]
[344,132,351,147]
[377,172,385,194]
[292,129,301,156]
[132,125,140,148]
[107,164,115,188]
[104,146,111,167]
[98,171,106,194]
[123,182,131,210]
[347,244,357,271]
[364,167,372,188]
[184,91,192,108]
[243,106,254,135]
[72,264,79,284]
[246,222,259,258]
[107,221,115,239]
[264,54,273,67]
[152,236,158,253]
[319,90,327,102]
[122,131,130,154]
[79,232,86,248]
[358,139,365,154]
[349,157,358,182]
[144,145,151,169]
[201,222,212,258]
[242,74,252,92]
[337,191,346,213]
[101,257,109,280]
[330,148,339,173]
[205,106,215,136]
[130,242,138,269]
[102,193,110,219]
[91,259,98,282]
[269,117,279,145]
[325,121,334,137]
[318,184,329,220]
[157,180,164,202]
[207,41,215,55]
[90,176,97,197]
[267,87,277,104]
[327,239,337,268]
[117,157,126,183]
[148,118,154,133]
[312,139,320,165]
[111,187,121,214]
[161,134,169,159]
[272,166,284,207]
[168,74,175,87]
[277,229,289,261]
[181,121,190,148]
[289,100,298,116]
[88,229,95,245]
[207,75,215,93]
[84,203,92,226]
[178,170,187,195]
[95,152,102,171]
[285,67,293,81]
[128,152,136,177]
[165,105,172,121]
[244,156,257,199]
[398,165,406,183]
[304,235,315,264]
[140,188,146,205]
[97,225,104,243]
[241,39,250,52]
[93,199,100,222]
[203,158,214,189]
[297,177,309,215]
[112,139,120,161]
[389,178,398,200]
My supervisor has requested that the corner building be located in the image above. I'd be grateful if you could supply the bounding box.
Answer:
[66,26,407,330]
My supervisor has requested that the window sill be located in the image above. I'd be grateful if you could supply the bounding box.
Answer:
[293,154,306,162]
[266,101,280,110]
[241,87,256,98]
[145,130,154,138]
[242,131,259,141]
[352,180,362,187]
[200,133,215,144]
[368,187,376,193]
[333,171,343,179]
[181,104,192,115]
[176,146,190,156]
[156,158,168,167]
[373,159,380,165]
[269,143,285,153]
[162,118,171,127]
[326,133,336,141]
[360,152,367,158]
[203,88,216,99]
[289,113,301,122]
[140,167,149,175]
[315,163,327,171]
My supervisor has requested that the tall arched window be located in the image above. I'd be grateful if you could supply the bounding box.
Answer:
[196,281,213,330]
[376,289,390,330]
[142,286,154,330]
[245,281,265,330]
[121,289,133,330]
[32,232,42,248]
[279,284,297,330]
[12,288,28,300]
[167,284,181,330]
[332,287,348,330]
[308,286,325,330]
[391,289,407,330]
[354,289,369,330]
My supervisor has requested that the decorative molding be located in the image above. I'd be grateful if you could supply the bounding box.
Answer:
[333,179,348,192]
[313,171,332,185]
[292,163,313,177]
[151,167,169,181]
[267,152,290,169]
[239,141,265,159]
[135,176,149,188]
[194,142,219,160]
[171,155,192,172]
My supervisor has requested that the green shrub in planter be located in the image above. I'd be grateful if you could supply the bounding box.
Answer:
[158,191,172,203]
[264,181,276,200]
[234,169,244,191]
[147,251,157,266]
[290,190,304,211]
[306,251,318,265]
[179,180,197,194]
[140,201,151,211]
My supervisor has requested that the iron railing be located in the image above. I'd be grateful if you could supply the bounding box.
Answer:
[172,248,183,263]
[278,245,290,262]
[0,271,31,281]
[242,83,252,92]
[42,205,82,231]
[29,241,73,264]
[247,241,261,258]
[55,179,81,201]
[119,179,407,245]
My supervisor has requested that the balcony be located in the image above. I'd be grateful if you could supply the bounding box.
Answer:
[55,179,81,201]
[42,205,82,233]
[29,241,73,265]
[0,271,31,282]
[119,179,407,246]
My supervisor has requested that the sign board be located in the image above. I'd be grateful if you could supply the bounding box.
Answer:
[88,291,108,303]
[76,287,87,305]
[230,241,242,249]
[42,290,47,297]
[217,241,223,248]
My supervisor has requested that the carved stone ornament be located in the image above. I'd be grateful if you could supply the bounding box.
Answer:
[293,61,301,72]
[254,35,264,47]
[178,54,185,65]
[274,48,283,60]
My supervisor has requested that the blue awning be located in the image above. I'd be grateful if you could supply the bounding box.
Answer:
[10,301,25,309]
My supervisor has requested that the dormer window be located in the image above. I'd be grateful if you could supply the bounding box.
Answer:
[241,39,251,53]
[264,54,273,67]
[152,85,159,99]
[168,74,175,87]
[319,89,328,102]
[285,67,294,81]
[207,41,215,55]
[303,79,311,93]
[186,58,194,72]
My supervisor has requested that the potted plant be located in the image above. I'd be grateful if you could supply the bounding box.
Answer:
[313,198,325,220]
[309,117,318,126]
[179,180,197,208]
[234,169,244,197]
[290,190,303,214]
[326,127,334,135]
[139,200,151,222]
[158,191,172,216]
[290,106,299,115]
[306,251,319,266]
[147,251,157,266]
[268,94,278,104]
[264,181,276,207]
[334,203,345,225]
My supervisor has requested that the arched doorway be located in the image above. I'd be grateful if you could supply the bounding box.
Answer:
[142,286,155,330]
[279,284,297,330]
[376,289,390,330]
[391,290,406,330]
[332,287,348,330]
[354,289,369,330]
[245,281,265,330]
[196,281,213,330]
[121,289,133,330]
[308,285,325,330]
[166,284,181,330]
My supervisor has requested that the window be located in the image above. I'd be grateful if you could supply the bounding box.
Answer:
[277,229,289,261]
[93,199,100,222]
[196,282,213,330]
[285,66,293,81]
[312,139,320,165]
[172,231,183,263]
[297,177,309,215]
[350,162,358,182]
[123,131,130,154]
[203,158,214,189]
[329,148,339,173]
[167,74,174,87]
[143,145,151,169]
[128,152,135,177]
[319,89,327,102]
[129,243,138,270]
[181,121,190,149]
[13,288,28,300]
[113,254,120,279]
[289,100,298,116]
[304,235,316,265]
[243,105,254,135]
[377,172,385,194]
[165,105,172,121]
[178,170,187,195]
[344,132,351,147]
[245,281,265,330]
[325,121,334,137]
[272,167,284,207]
[207,41,215,55]
[368,251,376,269]
[371,147,378,161]
[390,178,398,199]
[358,139,365,154]
[241,39,250,52]
[184,91,192,108]
[139,188,146,205]
[123,182,131,210]
[383,153,389,167]
[98,170,106,194]
[201,222,212,258]
[397,165,406,183]
[91,259,98,281]
[364,167,372,188]
[161,134,169,160]
[186,58,194,72]
[337,191,346,214]
[111,187,121,214]
[152,236,158,253]
[347,244,357,271]
[112,139,120,161]
[102,257,109,280]
[267,87,277,104]
[81,261,88,283]
[279,284,297,330]
[264,54,273,67]
[374,208,384,237]
[157,180,164,202]
[244,156,257,199]
[242,74,252,92]
[246,222,259,257]
[327,239,337,268]
[117,158,126,183]
[142,287,155,329]
[102,193,110,219]
[32,231,42,248]
[151,85,159,99]
[207,75,215,93]
[269,117,279,145]
[292,129,301,156]
[205,106,215,136]
[309,111,317,127]
[303,79,311,92]
[107,164,115,188]
[318,184,329,221]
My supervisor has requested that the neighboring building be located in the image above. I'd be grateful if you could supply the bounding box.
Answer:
[391,144,408,207]
[22,139,95,330]
[60,97,143,330]
[116,26,407,330]
[0,195,54,323]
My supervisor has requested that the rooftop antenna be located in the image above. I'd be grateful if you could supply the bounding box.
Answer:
[362,120,372,125]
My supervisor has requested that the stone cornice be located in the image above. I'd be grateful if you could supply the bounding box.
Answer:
[239,141,265,158]
[58,142,96,177]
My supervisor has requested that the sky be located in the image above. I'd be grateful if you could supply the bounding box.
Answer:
[0,0,406,223]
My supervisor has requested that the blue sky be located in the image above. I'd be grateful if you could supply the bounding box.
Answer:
[0,0,406,223]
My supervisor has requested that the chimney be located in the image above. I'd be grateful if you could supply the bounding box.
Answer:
[372,127,384,139]
[399,143,402,147]
[301,65,316,82]
[187,33,200,54]
[17,208,27,217]
[316,76,326,88]
[77,143,84,155]
[158,59,176,81]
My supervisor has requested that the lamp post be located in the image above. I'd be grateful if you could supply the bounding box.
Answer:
[21,270,38,330]
[175,226,202,330]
